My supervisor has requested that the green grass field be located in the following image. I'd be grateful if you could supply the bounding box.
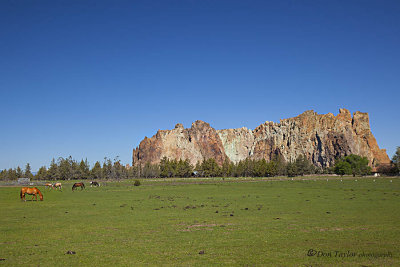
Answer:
[1,177,399,266]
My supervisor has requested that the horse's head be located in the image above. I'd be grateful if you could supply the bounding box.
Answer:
[36,188,44,201]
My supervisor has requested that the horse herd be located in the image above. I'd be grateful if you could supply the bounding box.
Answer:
[20,181,100,202]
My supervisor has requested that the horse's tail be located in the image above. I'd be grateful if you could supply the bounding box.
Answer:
[20,189,23,199]
[82,183,85,188]
[72,184,75,191]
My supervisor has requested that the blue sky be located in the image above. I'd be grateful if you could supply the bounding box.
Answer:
[1,0,399,171]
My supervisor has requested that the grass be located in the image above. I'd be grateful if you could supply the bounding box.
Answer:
[1,177,399,266]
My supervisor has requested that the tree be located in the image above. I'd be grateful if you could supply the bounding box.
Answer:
[194,161,202,177]
[127,165,138,179]
[221,158,231,177]
[254,159,267,177]
[112,156,119,179]
[160,157,174,178]
[334,160,352,176]
[334,154,371,176]
[16,167,23,178]
[142,162,160,178]
[112,157,127,180]
[7,168,18,180]
[58,157,71,180]
[271,154,287,176]
[102,157,113,179]
[91,161,102,179]
[201,158,221,177]
[286,161,298,177]
[176,159,193,177]
[79,159,90,179]
[47,158,58,180]
[36,166,48,180]
[392,147,400,175]
[24,163,33,179]
[0,169,6,180]
[294,155,315,176]
[265,160,278,177]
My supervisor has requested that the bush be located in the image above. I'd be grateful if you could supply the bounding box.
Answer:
[134,180,141,186]
[334,154,371,176]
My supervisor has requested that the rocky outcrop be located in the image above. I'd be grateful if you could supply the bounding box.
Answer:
[132,120,227,166]
[132,109,390,168]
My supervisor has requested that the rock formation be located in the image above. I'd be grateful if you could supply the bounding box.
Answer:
[132,109,390,168]
[133,121,227,166]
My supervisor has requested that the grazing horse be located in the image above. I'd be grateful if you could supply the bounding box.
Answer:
[53,182,62,190]
[72,182,85,191]
[90,181,100,187]
[45,183,54,189]
[20,187,43,201]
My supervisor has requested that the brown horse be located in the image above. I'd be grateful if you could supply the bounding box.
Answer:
[20,187,43,201]
[72,182,85,191]
[45,183,54,189]
[53,182,62,190]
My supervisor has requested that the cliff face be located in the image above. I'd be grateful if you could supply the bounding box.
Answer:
[132,120,227,166]
[132,109,390,168]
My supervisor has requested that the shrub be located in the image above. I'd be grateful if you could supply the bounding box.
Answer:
[134,180,141,186]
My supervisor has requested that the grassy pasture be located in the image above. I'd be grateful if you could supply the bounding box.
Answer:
[1,177,400,266]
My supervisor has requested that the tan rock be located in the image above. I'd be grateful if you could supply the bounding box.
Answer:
[132,120,227,166]
[132,109,390,168]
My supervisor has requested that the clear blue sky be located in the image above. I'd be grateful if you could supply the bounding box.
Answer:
[1,0,399,171]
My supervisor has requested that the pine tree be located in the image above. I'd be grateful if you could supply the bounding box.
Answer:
[7,168,18,180]
[24,163,33,179]
[159,157,171,178]
[254,159,267,177]
[392,147,400,174]
[36,166,48,180]
[47,158,58,180]
[91,161,102,179]
[16,166,23,178]
[221,158,230,177]
[102,158,113,179]
[79,159,90,179]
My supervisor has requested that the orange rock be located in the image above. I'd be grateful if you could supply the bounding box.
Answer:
[132,109,390,168]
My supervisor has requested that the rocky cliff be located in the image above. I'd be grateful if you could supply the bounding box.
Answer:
[132,109,390,168]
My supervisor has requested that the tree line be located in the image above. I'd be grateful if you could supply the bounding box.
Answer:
[1,149,399,181]
[0,155,317,180]
[137,155,319,178]
[0,156,137,181]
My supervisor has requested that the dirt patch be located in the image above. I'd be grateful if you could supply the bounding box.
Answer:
[177,223,234,232]
[316,226,369,232]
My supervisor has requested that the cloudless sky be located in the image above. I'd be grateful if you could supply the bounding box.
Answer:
[1,0,399,171]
